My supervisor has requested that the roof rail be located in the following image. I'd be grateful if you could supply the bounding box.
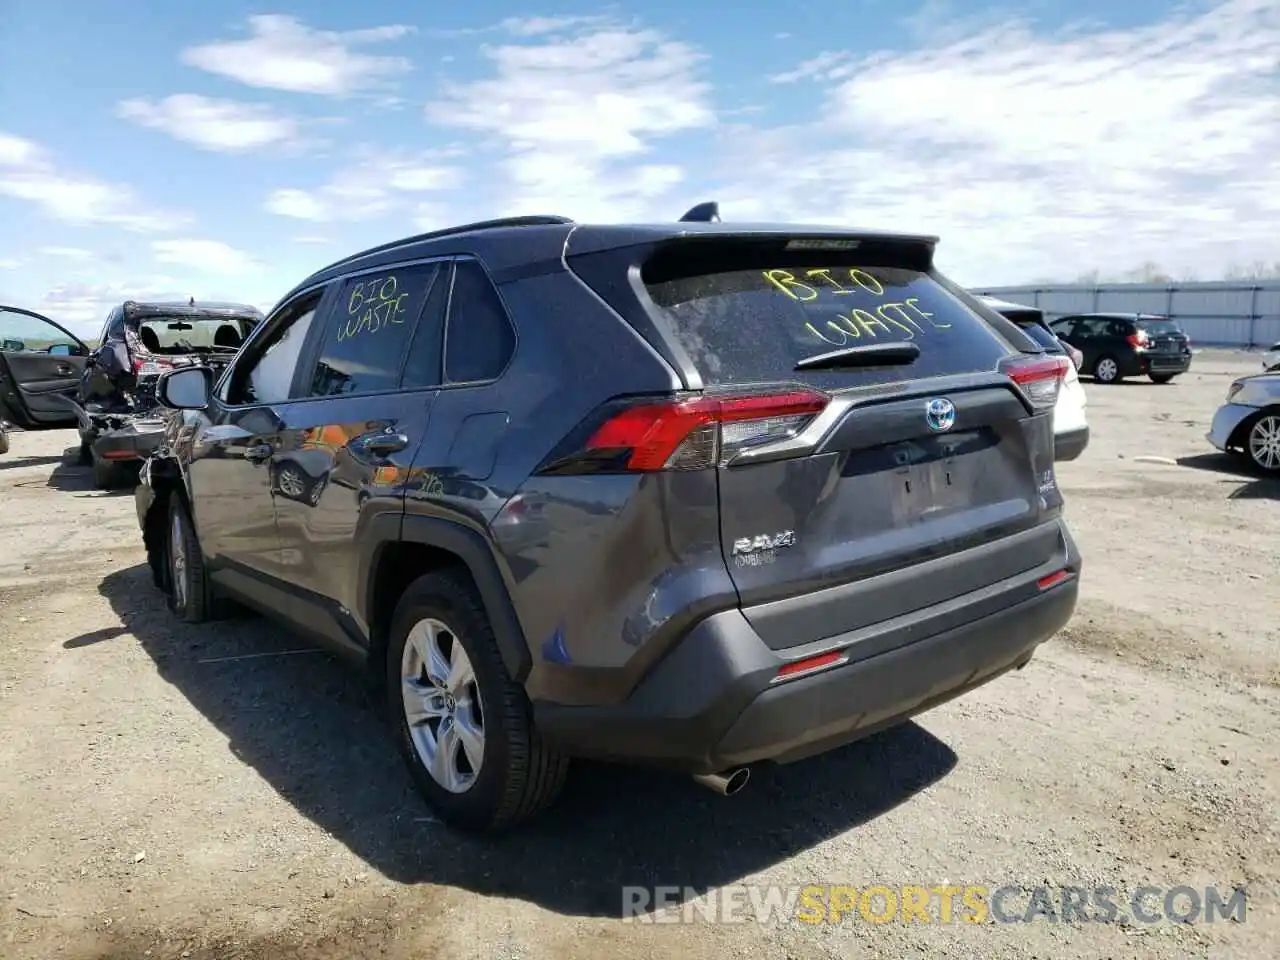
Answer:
[679,201,721,223]
[319,214,575,274]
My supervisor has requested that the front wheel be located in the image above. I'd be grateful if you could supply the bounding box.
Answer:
[1093,355,1121,383]
[1246,413,1280,474]
[386,570,568,832]
[166,495,214,622]
[1149,373,1176,384]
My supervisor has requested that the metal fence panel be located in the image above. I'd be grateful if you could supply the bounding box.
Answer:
[972,281,1280,347]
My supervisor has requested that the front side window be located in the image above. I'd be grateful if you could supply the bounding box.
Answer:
[0,308,84,355]
[224,292,323,405]
[307,263,442,397]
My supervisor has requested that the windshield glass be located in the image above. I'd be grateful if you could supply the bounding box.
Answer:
[136,316,253,354]
[643,260,1011,390]
[1136,319,1183,337]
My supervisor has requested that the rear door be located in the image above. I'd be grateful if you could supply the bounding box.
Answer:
[639,246,1066,650]
[0,305,89,428]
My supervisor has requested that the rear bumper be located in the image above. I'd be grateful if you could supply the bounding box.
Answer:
[92,420,167,462]
[1206,403,1257,452]
[1136,353,1192,376]
[534,520,1081,774]
[1054,425,1089,461]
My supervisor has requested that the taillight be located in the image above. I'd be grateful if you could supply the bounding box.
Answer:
[539,388,829,474]
[133,356,174,376]
[1126,331,1150,349]
[1001,355,1068,412]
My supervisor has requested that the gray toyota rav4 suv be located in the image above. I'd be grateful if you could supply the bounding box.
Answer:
[137,209,1081,832]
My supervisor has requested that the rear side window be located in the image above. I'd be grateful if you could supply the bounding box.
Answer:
[1014,322,1065,353]
[643,261,1012,389]
[308,264,441,397]
[444,259,515,383]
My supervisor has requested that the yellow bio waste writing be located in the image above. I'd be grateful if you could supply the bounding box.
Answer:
[338,275,412,342]
[762,268,952,347]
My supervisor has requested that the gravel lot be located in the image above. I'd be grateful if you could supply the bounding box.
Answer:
[1,349,1277,959]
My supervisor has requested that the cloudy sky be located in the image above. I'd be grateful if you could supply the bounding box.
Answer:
[1,0,1277,337]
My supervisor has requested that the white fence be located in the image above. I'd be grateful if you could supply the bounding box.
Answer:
[971,281,1280,349]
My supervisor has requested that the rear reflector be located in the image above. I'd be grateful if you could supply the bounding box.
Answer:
[774,650,846,681]
[1002,355,1069,412]
[565,388,829,473]
[1037,569,1073,590]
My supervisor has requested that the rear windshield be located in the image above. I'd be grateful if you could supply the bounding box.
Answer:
[136,316,254,354]
[643,262,1012,389]
[1136,319,1182,337]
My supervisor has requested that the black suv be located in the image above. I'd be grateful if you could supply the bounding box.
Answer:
[136,210,1082,831]
[1049,313,1191,384]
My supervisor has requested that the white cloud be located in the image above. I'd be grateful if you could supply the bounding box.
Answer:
[39,246,94,260]
[33,278,186,332]
[497,15,611,37]
[0,132,186,232]
[181,15,414,96]
[712,0,1280,284]
[0,258,20,269]
[264,151,464,222]
[292,235,333,245]
[152,239,263,275]
[424,20,714,221]
[117,94,302,153]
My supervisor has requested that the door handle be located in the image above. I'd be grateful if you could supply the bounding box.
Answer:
[361,432,410,457]
[245,442,274,464]
[55,363,74,376]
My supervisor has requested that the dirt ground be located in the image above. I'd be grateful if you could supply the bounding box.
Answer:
[1,349,1277,960]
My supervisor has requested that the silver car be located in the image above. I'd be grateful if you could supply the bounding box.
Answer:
[1206,373,1280,473]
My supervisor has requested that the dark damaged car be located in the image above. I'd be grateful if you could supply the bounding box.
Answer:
[74,300,262,487]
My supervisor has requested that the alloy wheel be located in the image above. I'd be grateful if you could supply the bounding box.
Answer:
[1247,415,1280,472]
[400,617,486,793]
[169,511,188,609]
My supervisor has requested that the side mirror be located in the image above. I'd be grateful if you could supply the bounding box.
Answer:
[156,366,212,410]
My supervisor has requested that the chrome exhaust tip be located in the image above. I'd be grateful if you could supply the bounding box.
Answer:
[691,767,750,796]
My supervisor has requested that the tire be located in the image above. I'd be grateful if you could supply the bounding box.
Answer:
[0,426,8,456]
[1245,412,1280,474]
[1149,373,1175,384]
[92,454,133,490]
[165,494,214,622]
[386,569,568,832]
[1092,355,1121,383]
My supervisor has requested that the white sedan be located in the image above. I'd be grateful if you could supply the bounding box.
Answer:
[1206,372,1280,473]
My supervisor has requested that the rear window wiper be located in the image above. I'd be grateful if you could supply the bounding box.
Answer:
[794,342,921,371]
